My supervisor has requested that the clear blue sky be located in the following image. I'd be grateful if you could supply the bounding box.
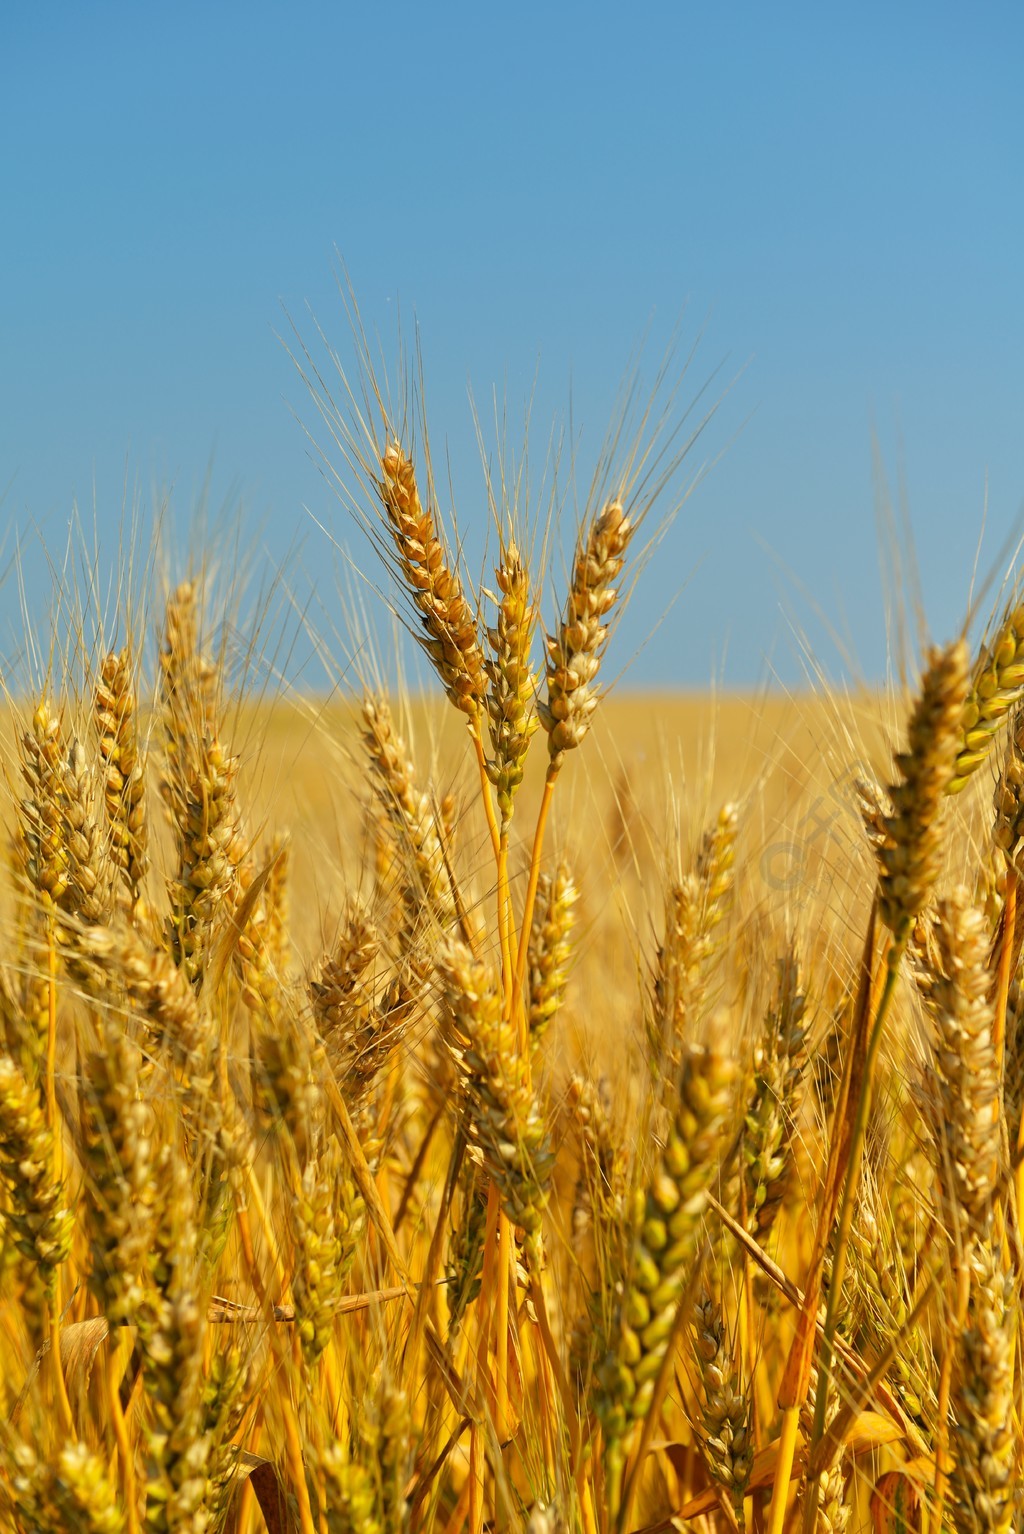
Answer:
[3,3,1022,689]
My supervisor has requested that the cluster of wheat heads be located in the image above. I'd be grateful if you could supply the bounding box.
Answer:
[3,374,1024,1534]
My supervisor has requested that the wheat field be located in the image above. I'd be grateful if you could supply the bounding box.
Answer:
[0,343,1020,1534]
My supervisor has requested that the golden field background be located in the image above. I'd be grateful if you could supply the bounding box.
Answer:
[240,687,894,1063]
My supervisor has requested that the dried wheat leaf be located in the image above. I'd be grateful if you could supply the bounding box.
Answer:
[223,1451,297,1534]
[12,1317,125,1426]
[870,1470,923,1534]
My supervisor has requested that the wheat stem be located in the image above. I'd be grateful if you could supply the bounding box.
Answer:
[802,961,900,1532]
[106,1347,139,1534]
[470,720,501,863]
[994,864,1016,1060]
[45,912,58,1139]
[513,776,556,1018]
[765,1404,801,1534]
[929,1308,960,1534]
[468,1420,484,1534]
[47,1302,75,1438]
[495,1209,512,1440]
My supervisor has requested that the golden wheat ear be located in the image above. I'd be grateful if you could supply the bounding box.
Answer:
[538,499,635,774]
[95,646,150,915]
[483,540,540,830]
[378,440,487,718]
[526,860,578,1055]
[949,598,1024,793]
[876,640,968,954]
[0,1051,73,1343]
[650,802,739,1080]
[741,945,808,1243]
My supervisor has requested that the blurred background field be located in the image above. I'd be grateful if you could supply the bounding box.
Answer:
[228,686,897,1069]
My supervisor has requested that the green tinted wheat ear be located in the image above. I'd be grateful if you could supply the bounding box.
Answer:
[367,1380,413,1534]
[949,600,1024,793]
[809,1375,852,1534]
[80,1016,157,1329]
[692,1292,754,1511]
[568,1074,629,1280]
[595,1046,735,1511]
[446,1169,488,1332]
[539,499,635,772]
[651,804,739,1074]
[254,1019,321,1167]
[95,647,149,912]
[54,1442,126,1534]
[290,1136,364,1365]
[484,541,540,827]
[234,838,292,1021]
[993,705,1024,862]
[319,1379,410,1534]
[202,1344,250,1524]
[844,1170,934,1429]
[378,440,487,716]
[235,880,289,1029]
[318,1446,380,1534]
[743,947,809,1240]
[0,1051,72,1327]
[6,1441,126,1534]
[876,640,968,954]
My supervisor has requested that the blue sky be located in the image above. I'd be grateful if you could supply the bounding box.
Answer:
[2,3,1022,689]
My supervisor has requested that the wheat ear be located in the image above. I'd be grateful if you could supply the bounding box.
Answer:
[378,440,487,716]
[594,1045,735,1521]
[484,540,540,828]
[95,646,150,913]
[650,804,739,1078]
[361,692,455,942]
[538,499,634,774]
[693,1291,754,1511]
[527,860,578,1053]
[742,946,808,1240]
[948,599,1024,792]
[876,641,968,955]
